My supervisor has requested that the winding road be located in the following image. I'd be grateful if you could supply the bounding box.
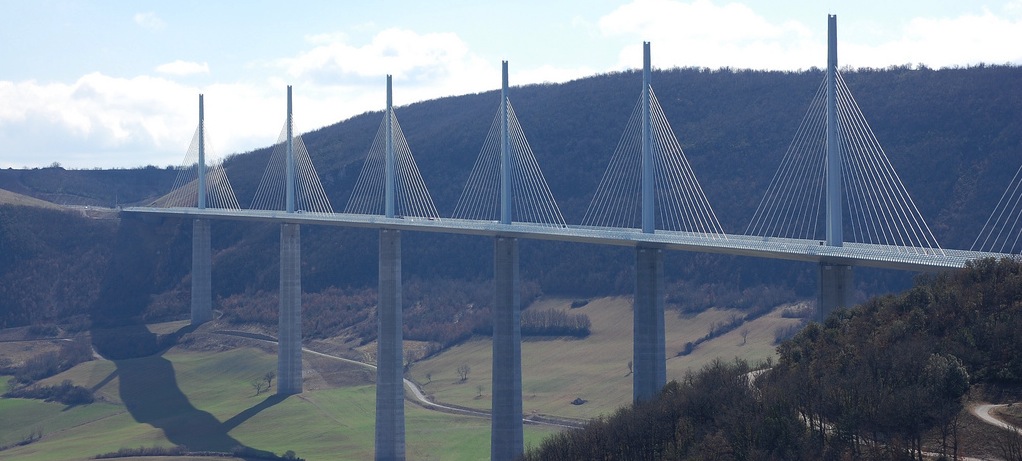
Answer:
[971,403,1021,433]
[213,330,582,429]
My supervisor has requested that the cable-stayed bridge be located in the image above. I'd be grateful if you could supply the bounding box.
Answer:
[123,16,1019,461]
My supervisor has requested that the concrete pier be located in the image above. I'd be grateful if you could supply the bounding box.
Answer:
[191,219,212,325]
[375,229,405,461]
[825,15,842,248]
[491,236,523,461]
[191,93,212,326]
[818,262,853,321]
[633,245,666,403]
[817,17,853,323]
[277,222,302,395]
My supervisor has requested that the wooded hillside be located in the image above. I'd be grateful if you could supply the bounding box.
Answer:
[1,65,1020,341]
[522,257,1022,460]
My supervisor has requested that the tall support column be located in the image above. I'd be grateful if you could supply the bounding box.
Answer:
[197,94,207,210]
[819,15,853,320]
[825,15,842,247]
[492,61,523,461]
[641,42,654,234]
[286,85,296,214]
[191,219,212,325]
[490,62,523,461]
[191,94,212,326]
[385,76,396,219]
[492,236,523,461]
[277,223,302,394]
[277,85,302,394]
[818,263,853,321]
[634,246,666,402]
[499,61,512,226]
[634,42,666,403]
[375,229,404,461]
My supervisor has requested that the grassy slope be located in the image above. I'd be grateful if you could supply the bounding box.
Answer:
[0,299,799,458]
[0,189,64,210]
[1,345,556,461]
[0,340,65,369]
[409,297,802,419]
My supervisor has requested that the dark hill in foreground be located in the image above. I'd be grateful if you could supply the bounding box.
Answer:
[522,257,1022,461]
[2,65,1021,337]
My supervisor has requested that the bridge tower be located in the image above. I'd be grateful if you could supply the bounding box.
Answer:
[491,60,525,461]
[375,75,406,461]
[278,85,303,395]
[191,94,212,325]
[819,15,854,320]
[634,42,667,403]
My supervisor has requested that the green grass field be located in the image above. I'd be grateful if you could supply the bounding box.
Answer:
[0,297,799,459]
[409,297,801,419]
[1,345,557,460]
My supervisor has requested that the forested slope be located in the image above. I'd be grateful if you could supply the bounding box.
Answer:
[522,257,1022,461]
[1,65,1020,342]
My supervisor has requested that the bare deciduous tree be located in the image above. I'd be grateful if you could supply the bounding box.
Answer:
[251,379,266,396]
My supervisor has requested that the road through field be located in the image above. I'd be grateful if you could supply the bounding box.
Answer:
[213,330,582,430]
[972,403,1021,433]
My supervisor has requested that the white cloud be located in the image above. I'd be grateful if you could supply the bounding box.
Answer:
[598,0,817,70]
[0,26,503,169]
[259,27,507,136]
[844,9,1022,68]
[0,73,283,169]
[133,12,165,31]
[8,2,1022,171]
[597,0,1022,71]
[281,28,493,90]
[1004,0,1022,16]
[156,60,211,76]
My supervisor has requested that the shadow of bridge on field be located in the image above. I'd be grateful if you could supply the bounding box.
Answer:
[88,215,284,458]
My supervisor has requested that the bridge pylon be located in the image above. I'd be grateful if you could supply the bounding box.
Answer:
[375,229,404,460]
[491,61,525,461]
[581,40,723,401]
[192,94,212,325]
[159,93,238,326]
[277,86,303,395]
[819,15,852,320]
[375,76,406,461]
[634,42,667,403]
[747,15,941,319]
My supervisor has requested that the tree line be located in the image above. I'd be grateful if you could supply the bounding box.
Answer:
[522,257,1022,460]
[3,64,1022,353]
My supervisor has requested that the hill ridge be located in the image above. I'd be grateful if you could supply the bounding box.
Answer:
[2,65,1021,334]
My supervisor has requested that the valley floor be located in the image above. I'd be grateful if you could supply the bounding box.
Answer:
[2,297,1018,460]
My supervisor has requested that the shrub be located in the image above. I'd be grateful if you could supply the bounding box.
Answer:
[773,321,806,344]
[27,324,59,337]
[11,335,93,383]
[4,379,94,405]
[520,309,591,337]
[780,303,814,318]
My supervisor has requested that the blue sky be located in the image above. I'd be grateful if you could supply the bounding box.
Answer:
[1,0,1020,169]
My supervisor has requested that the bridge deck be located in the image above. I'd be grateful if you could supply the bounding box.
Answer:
[123,207,1007,272]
